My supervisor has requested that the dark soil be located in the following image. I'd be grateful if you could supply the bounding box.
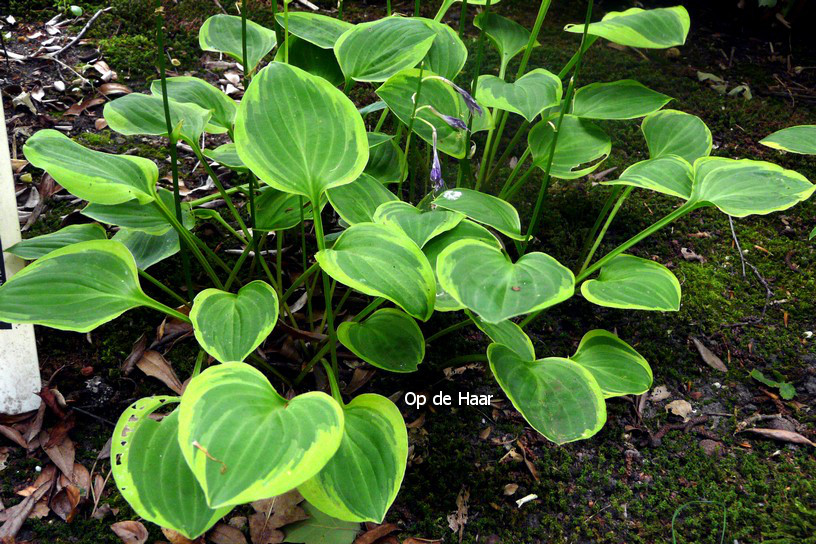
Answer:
[1,1,815,543]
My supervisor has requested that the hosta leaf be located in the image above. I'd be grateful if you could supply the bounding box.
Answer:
[334,17,436,83]
[365,135,405,184]
[327,173,398,225]
[467,311,535,360]
[112,397,232,539]
[203,143,248,172]
[367,132,393,148]
[418,18,467,80]
[473,11,532,74]
[337,309,424,373]
[150,76,236,134]
[82,189,193,235]
[255,188,319,231]
[571,80,672,120]
[377,68,484,159]
[432,188,522,240]
[104,93,212,145]
[373,201,463,248]
[315,223,436,321]
[0,240,152,332]
[760,125,816,155]
[199,14,277,72]
[190,281,279,363]
[570,330,652,398]
[284,502,359,544]
[476,69,561,123]
[437,239,574,323]
[690,157,815,217]
[565,6,690,49]
[581,254,680,311]
[279,11,353,49]
[235,62,368,200]
[275,36,344,87]
[528,115,611,179]
[641,109,712,163]
[113,228,180,270]
[23,129,157,205]
[437,0,502,21]
[7,224,107,260]
[178,363,344,508]
[602,155,693,199]
[299,394,407,523]
[488,344,606,444]
[422,219,501,312]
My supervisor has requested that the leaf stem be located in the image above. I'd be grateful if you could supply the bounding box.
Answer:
[142,298,191,324]
[425,318,470,344]
[138,269,189,307]
[321,359,344,404]
[191,143,252,243]
[189,184,248,207]
[498,147,531,199]
[577,186,631,275]
[487,120,529,186]
[311,195,339,376]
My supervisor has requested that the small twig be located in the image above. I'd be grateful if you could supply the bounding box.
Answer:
[51,7,112,57]
[71,406,116,427]
[210,0,228,14]
[745,261,773,317]
[728,215,746,277]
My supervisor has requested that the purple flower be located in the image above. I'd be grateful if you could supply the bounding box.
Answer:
[450,81,483,117]
[430,131,445,192]
[441,114,468,131]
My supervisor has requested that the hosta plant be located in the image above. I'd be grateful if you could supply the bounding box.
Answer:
[1,0,814,539]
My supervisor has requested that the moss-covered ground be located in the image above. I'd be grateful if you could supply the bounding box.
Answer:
[2,1,815,543]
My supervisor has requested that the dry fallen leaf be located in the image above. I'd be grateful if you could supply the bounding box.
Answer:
[0,482,50,540]
[743,428,815,447]
[248,512,284,544]
[691,338,728,372]
[162,527,196,544]
[64,96,105,116]
[353,523,398,544]
[665,399,694,422]
[121,333,148,376]
[111,520,149,544]
[40,430,75,479]
[136,350,184,394]
[209,522,248,544]
[649,385,672,402]
[446,487,469,543]
[50,483,80,522]
[0,424,28,448]
[503,483,518,496]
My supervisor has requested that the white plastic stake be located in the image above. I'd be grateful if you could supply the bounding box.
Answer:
[0,102,42,414]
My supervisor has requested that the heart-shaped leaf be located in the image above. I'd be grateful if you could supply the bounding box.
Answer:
[337,309,424,373]
[476,69,562,122]
[565,6,690,49]
[581,254,680,311]
[432,188,522,240]
[528,115,611,179]
[7,224,107,260]
[377,68,488,159]
[112,397,232,539]
[373,201,463,248]
[334,17,436,82]
[418,18,467,80]
[488,344,606,444]
[572,80,672,120]
[279,11,353,49]
[275,36,345,87]
[437,240,574,323]
[190,281,279,363]
[82,189,193,235]
[150,76,236,134]
[690,157,815,217]
[0,240,154,332]
[467,311,534,361]
[365,134,406,184]
[255,188,321,231]
[113,228,180,270]
[315,223,436,321]
[602,155,693,199]
[473,11,533,74]
[641,109,712,163]
[298,394,407,523]
[104,93,212,145]
[570,330,652,398]
[23,129,157,205]
[178,363,344,508]
[203,143,248,172]
[422,219,501,312]
[327,173,398,225]
[199,14,277,72]
[235,62,368,201]
[760,125,816,155]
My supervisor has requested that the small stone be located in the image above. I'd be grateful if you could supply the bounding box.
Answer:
[699,439,722,456]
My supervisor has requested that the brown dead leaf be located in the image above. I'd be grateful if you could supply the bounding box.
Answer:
[665,399,694,422]
[51,483,80,522]
[23,403,46,445]
[44,414,76,448]
[121,333,148,376]
[0,482,50,540]
[344,368,376,395]
[162,528,196,544]
[478,426,492,440]
[354,523,398,544]
[136,351,184,394]
[248,512,284,544]
[98,83,132,96]
[743,428,815,446]
[0,425,28,448]
[250,489,307,530]
[680,247,705,263]
[209,522,248,544]
[649,385,672,402]
[60,462,91,497]
[503,483,518,496]
[446,487,469,543]
[65,96,105,116]
[111,520,149,544]
[691,338,728,372]
[40,430,75,479]
[402,539,442,544]
[95,118,108,130]
[11,159,28,173]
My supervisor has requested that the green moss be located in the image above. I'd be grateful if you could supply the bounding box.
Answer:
[98,35,157,82]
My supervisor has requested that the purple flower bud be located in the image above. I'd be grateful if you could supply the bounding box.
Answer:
[450,81,483,117]
[430,132,445,192]
[441,114,468,131]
